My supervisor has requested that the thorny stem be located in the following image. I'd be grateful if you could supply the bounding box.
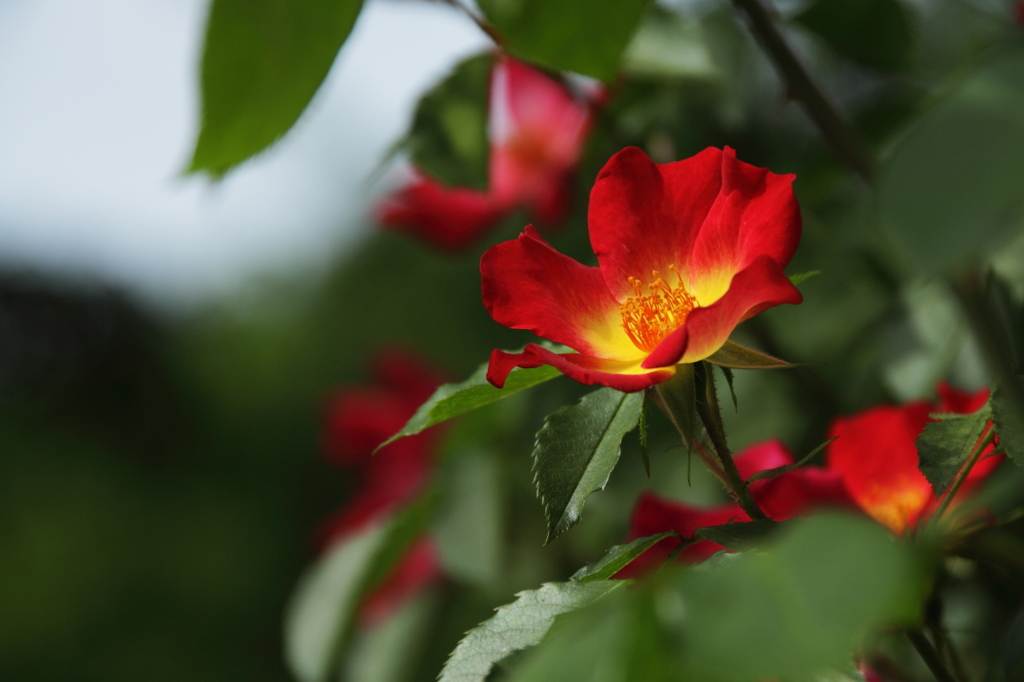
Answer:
[649,386,725,480]
[907,628,959,682]
[439,0,506,47]
[694,391,769,520]
[729,0,875,182]
[930,425,997,528]
[695,363,767,519]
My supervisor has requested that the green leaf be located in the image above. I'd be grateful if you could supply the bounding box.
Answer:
[795,0,913,72]
[533,388,644,543]
[705,340,798,370]
[681,514,923,681]
[404,53,492,190]
[283,522,389,682]
[789,270,822,287]
[879,47,1024,274]
[992,383,1024,466]
[283,498,432,682]
[916,404,992,495]
[696,519,786,551]
[379,360,562,450]
[189,0,364,176]
[507,514,923,682]
[437,580,627,682]
[652,363,697,448]
[477,0,649,82]
[571,532,678,582]
[717,365,738,412]
[433,451,503,587]
[621,6,719,80]
[748,437,838,482]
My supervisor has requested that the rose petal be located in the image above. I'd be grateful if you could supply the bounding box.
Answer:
[687,148,800,305]
[377,176,508,252]
[481,227,640,359]
[486,343,674,393]
[827,403,934,534]
[589,146,725,301]
[642,255,802,368]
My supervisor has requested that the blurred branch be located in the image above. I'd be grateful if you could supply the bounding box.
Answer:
[440,0,506,47]
[730,0,876,183]
[907,628,959,682]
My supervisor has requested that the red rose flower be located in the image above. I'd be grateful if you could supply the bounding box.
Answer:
[483,146,804,393]
[615,440,854,577]
[826,383,1001,535]
[319,349,448,626]
[377,56,595,252]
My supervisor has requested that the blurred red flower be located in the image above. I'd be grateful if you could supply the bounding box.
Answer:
[826,382,1001,535]
[1016,1,1024,25]
[615,440,854,577]
[319,349,448,626]
[483,146,803,393]
[377,56,595,251]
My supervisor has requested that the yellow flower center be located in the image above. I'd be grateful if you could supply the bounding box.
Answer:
[619,265,697,353]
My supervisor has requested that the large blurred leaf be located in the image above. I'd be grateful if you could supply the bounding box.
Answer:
[879,47,1024,274]
[795,0,913,72]
[621,7,719,80]
[433,451,503,587]
[189,0,364,176]
[379,361,562,449]
[284,499,431,682]
[284,522,389,682]
[437,580,627,682]
[477,0,649,81]
[916,403,992,495]
[508,514,923,682]
[404,53,492,190]
[533,388,643,543]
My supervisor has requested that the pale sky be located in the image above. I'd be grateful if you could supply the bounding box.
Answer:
[0,0,489,304]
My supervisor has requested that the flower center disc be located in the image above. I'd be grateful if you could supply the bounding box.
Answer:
[619,265,697,353]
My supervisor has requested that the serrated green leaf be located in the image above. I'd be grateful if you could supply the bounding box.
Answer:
[189,0,364,176]
[705,340,798,370]
[748,437,838,483]
[696,519,785,551]
[477,0,649,82]
[789,270,822,287]
[437,580,627,682]
[916,405,992,494]
[404,53,492,190]
[571,532,678,582]
[992,383,1024,466]
[533,388,644,543]
[379,360,562,450]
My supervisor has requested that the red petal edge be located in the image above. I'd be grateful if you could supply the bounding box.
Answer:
[486,344,674,393]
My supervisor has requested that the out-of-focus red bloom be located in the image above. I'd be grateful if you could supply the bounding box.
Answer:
[319,349,448,626]
[826,382,1001,535]
[1016,1,1024,26]
[615,440,854,577]
[378,56,595,252]
[483,146,803,393]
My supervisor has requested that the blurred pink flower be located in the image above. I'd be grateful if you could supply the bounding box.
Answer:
[319,349,448,626]
[378,56,596,251]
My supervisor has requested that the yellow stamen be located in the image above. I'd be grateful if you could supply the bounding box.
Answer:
[619,264,697,353]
